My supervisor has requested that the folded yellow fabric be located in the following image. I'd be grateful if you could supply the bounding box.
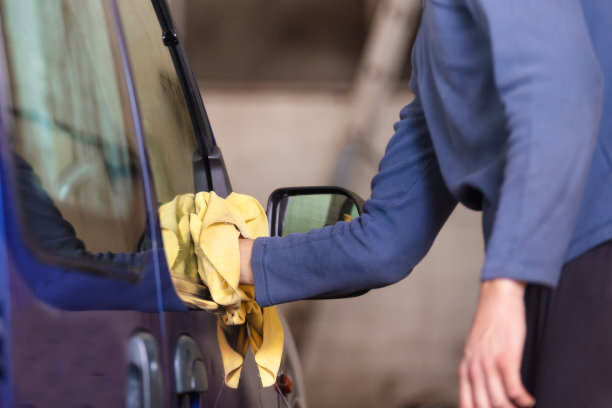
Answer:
[158,194,199,280]
[159,191,284,388]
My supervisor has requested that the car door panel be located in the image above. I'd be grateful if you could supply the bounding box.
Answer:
[6,269,161,406]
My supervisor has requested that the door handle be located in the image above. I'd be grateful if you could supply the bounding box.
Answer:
[174,335,207,405]
[126,332,164,408]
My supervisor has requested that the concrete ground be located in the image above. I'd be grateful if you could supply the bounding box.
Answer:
[203,86,483,407]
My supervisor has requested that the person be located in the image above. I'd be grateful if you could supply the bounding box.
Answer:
[238,1,612,407]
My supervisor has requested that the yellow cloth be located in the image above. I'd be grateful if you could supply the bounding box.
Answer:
[158,194,198,281]
[159,191,284,388]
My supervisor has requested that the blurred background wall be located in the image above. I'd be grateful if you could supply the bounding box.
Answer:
[170,1,483,406]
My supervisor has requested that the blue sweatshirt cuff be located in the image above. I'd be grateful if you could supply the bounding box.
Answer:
[481,257,561,288]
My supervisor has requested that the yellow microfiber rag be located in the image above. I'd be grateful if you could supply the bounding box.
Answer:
[159,191,284,388]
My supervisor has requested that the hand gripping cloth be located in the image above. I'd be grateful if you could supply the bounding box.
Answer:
[159,191,284,388]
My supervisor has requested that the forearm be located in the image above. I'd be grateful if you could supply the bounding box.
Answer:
[460,278,534,408]
[252,179,454,306]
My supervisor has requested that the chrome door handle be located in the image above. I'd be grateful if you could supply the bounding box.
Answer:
[174,335,207,397]
[126,332,164,408]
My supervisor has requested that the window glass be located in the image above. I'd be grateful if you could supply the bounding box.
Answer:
[117,1,199,204]
[1,0,147,261]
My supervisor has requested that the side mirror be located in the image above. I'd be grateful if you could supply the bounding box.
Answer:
[266,186,368,300]
[266,186,365,237]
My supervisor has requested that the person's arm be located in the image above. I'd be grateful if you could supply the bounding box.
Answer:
[10,153,186,312]
[459,2,604,407]
[14,154,143,266]
[242,98,457,307]
[466,0,604,287]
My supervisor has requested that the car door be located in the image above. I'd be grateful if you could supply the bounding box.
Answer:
[116,1,305,407]
[0,1,176,406]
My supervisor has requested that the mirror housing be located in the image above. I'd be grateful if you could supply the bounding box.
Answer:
[266,186,365,237]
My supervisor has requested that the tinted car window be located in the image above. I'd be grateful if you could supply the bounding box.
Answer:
[1,0,147,260]
[118,1,199,204]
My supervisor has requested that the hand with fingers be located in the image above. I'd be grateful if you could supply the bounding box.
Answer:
[459,279,536,408]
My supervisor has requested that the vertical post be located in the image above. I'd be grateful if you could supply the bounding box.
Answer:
[333,0,422,189]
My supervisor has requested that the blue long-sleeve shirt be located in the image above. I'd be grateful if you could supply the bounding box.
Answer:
[253,0,612,307]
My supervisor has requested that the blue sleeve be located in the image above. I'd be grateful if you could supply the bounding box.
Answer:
[14,153,143,267]
[252,99,457,306]
[464,0,605,286]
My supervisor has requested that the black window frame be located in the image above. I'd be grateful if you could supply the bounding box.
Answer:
[150,0,232,198]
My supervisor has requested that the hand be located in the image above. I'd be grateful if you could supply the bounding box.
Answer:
[239,238,254,284]
[459,279,535,408]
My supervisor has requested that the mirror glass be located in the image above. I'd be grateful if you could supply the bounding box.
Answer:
[280,193,359,236]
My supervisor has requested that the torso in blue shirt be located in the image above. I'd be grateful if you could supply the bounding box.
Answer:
[411,0,611,285]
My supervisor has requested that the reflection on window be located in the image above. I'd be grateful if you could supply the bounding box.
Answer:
[1,0,147,263]
[118,0,200,204]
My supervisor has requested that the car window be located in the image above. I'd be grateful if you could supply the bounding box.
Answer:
[1,0,147,264]
[117,0,200,204]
